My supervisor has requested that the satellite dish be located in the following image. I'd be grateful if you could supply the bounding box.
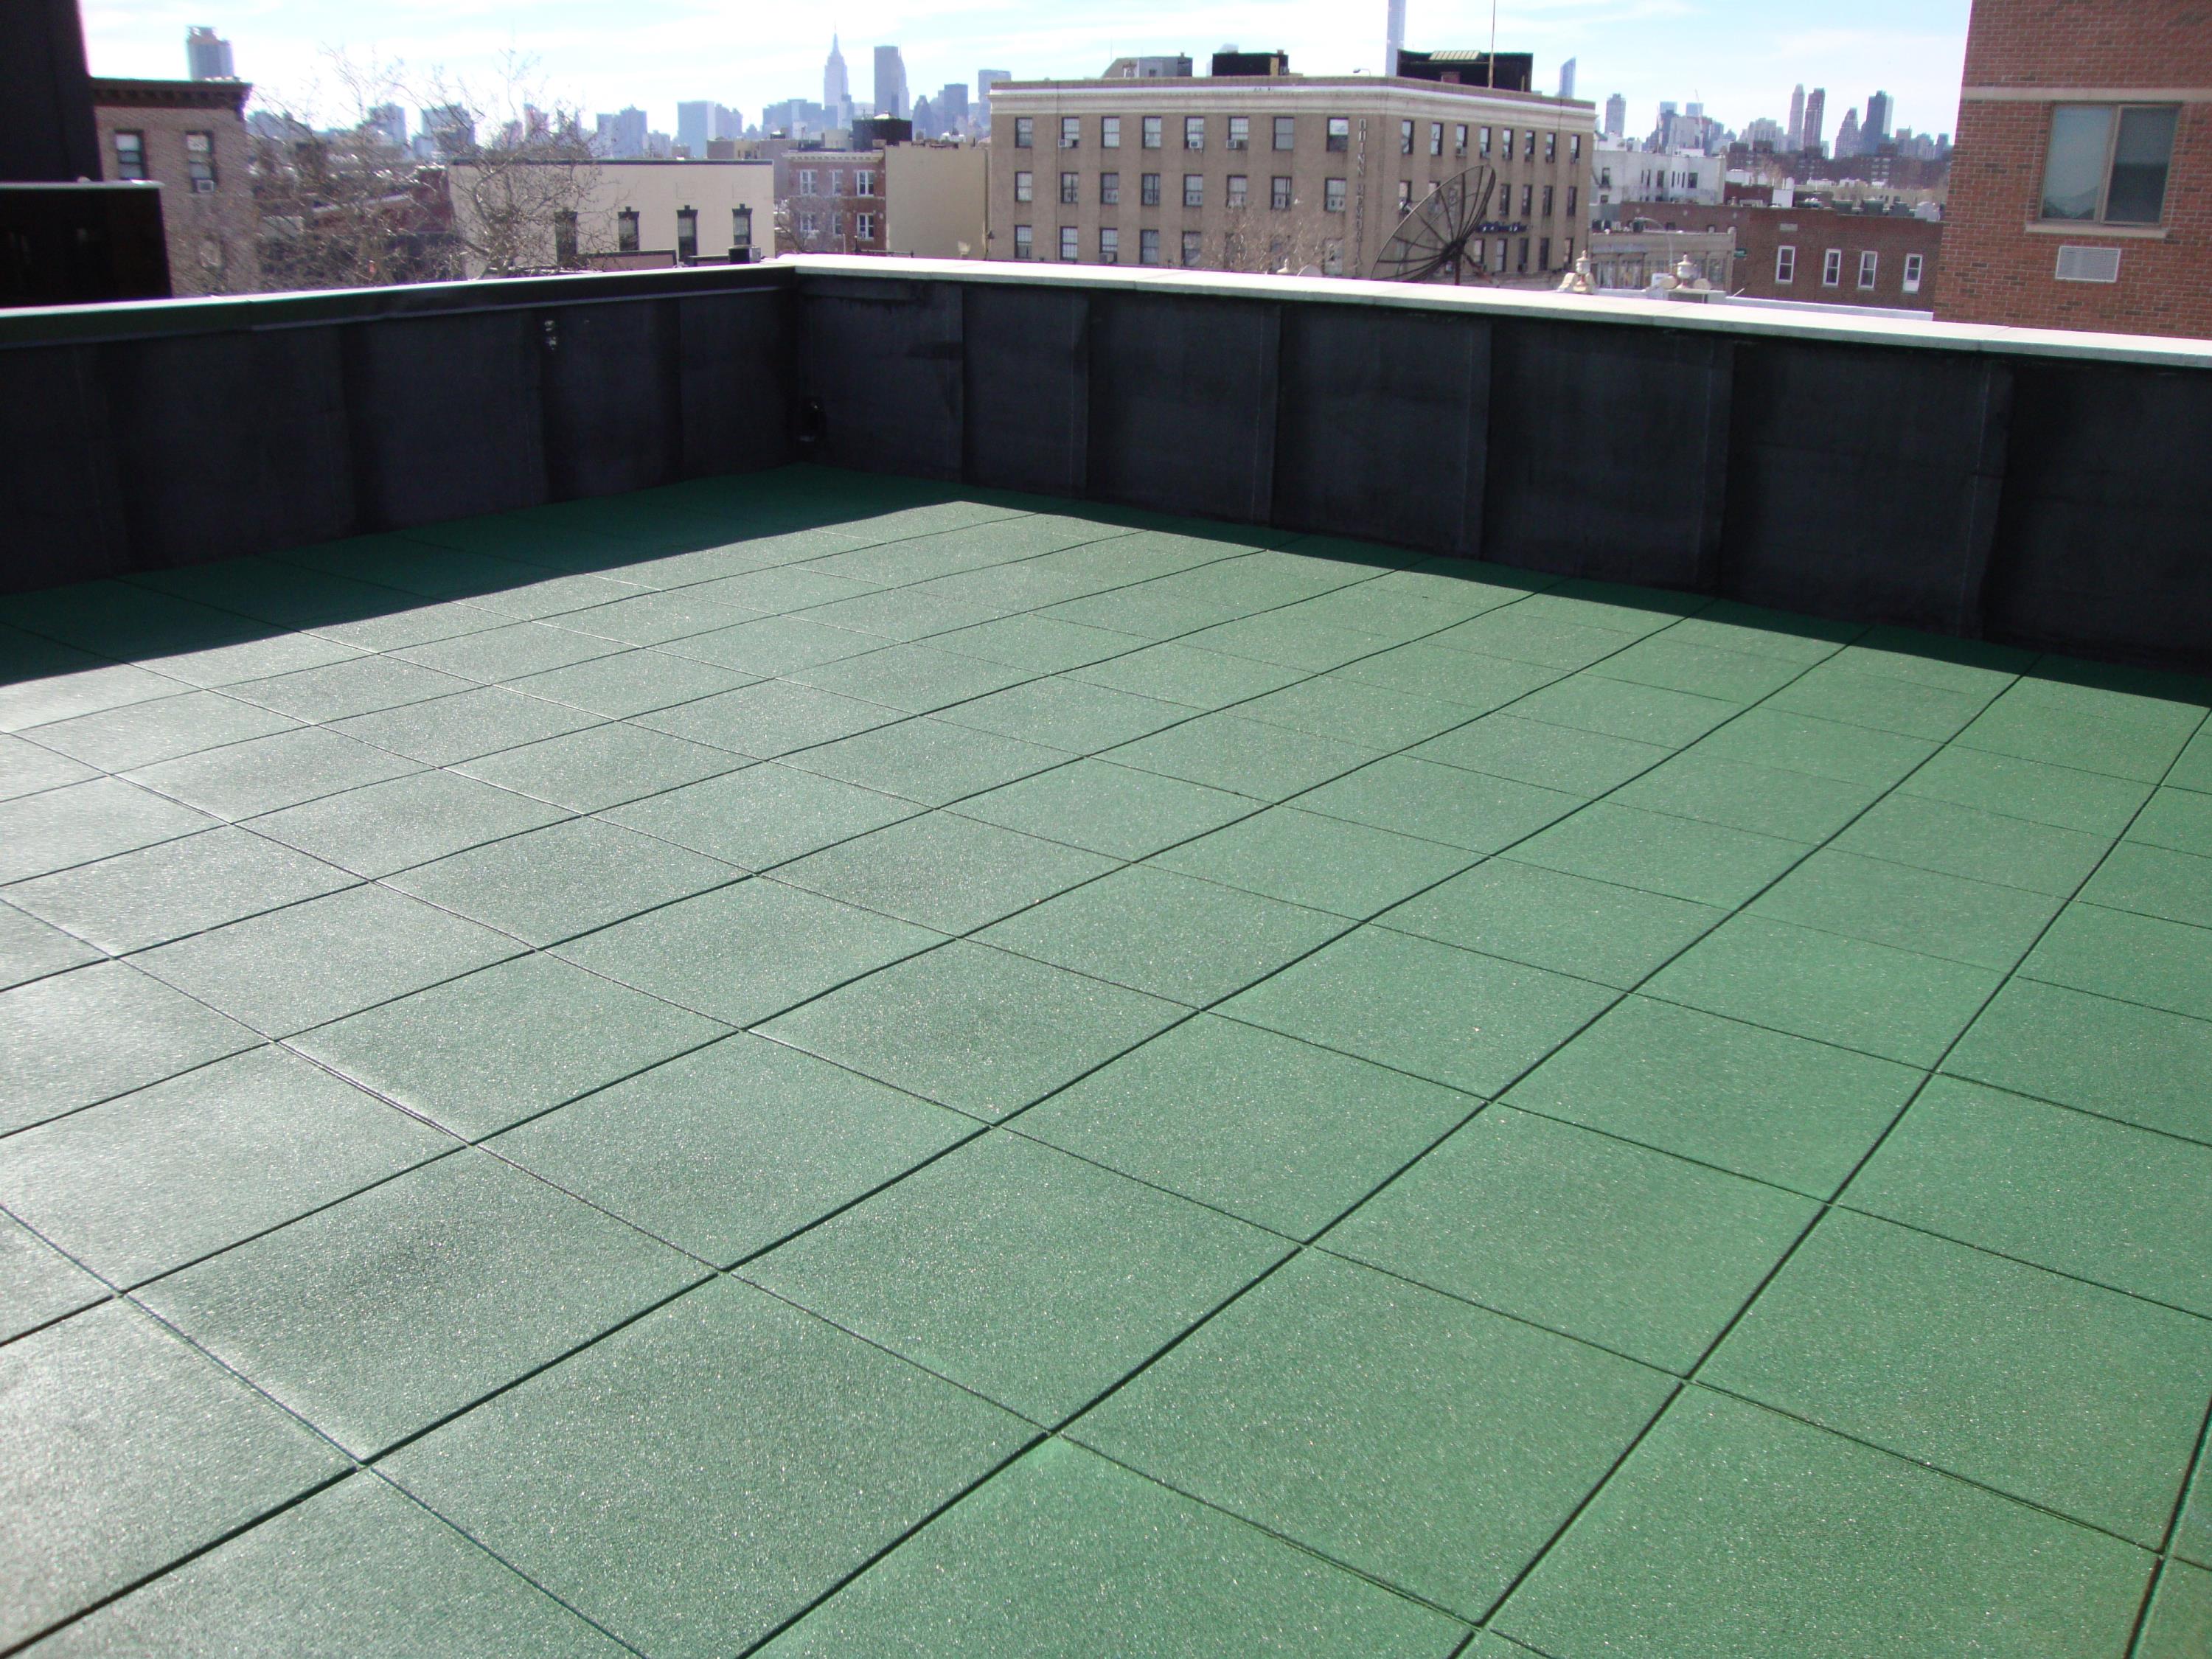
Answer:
[1369,166,1502,283]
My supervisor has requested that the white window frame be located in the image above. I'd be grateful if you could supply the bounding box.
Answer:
[1273,115,1295,150]
[1101,115,1121,149]
[1822,248,1843,287]
[1060,116,1080,149]
[1775,244,1796,284]
[1857,250,1879,291]
[1014,170,1032,203]
[1324,177,1346,212]
[1099,226,1119,263]
[855,212,874,240]
[1059,225,1079,262]
[1183,173,1203,208]
[1902,252,1924,294]
[1013,224,1033,259]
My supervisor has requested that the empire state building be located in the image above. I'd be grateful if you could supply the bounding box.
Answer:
[824,35,851,125]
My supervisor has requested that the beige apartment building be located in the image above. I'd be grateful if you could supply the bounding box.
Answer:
[91,77,260,296]
[445,159,773,276]
[986,72,1596,279]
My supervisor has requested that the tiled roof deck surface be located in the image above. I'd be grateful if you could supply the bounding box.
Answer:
[3,464,2211,1656]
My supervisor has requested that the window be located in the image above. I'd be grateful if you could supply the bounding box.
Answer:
[797,212,818,236]
[1324,177,1346,212]
[1430,122,1444,156]
[1857,250,1879,290]
[1454,123,1468,157]
[1227,175,1248,209]
[1183,173,1203,208]
[829,211,844,237]
[616,209,640,252]
[1184,115,1205,150]
[1141,173,1161,206]
[1545,132,1557,163]
[855,170,875,197]
[1102,115,1121,148]
[1822,248,1843,287]
[1571,134,1582,161]
[1100,172,1119,204]
[1542,184,1554,218]
[1099,227,1119,263]
[798,168,817,194]
[1478,126,1492,159]
[675,209,698,261]
[1060,116,1080,148]
[1775,244,1796,283]
[827,170,844,197]
[1539,237,1551,271]
[1566,186,1578,216]
[1397,180,1413,212]
[2040,104,2177,223]
[1326,116,1349,153]
[1520,184,1533,215]
[1324,240,1344,276]
[1524,130,1537,159]
[1060,172,1079,205]
[1140,227,1161,265]
[1903,251,1924,294]
[1060,225,1079,261]
[1271,175,1292,210]
[554,211,578,265]
[1014,117,1033,148]
[1500,128,1513,158]
[856,212,874,240]
[1142,115,1163,148]
[1181,229,1202,267]
[1517,237,1530,272]
[1015,170,1033,203]
[1399,119,1414,155]
[733,206,753,248]
[1228,116,1249,150]
[112,131,146,180]
[1014,225,1034,258]
[184,131,216,191]
[1273,115,1295,150]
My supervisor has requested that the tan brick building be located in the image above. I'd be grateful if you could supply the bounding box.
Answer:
[985,70,1594,279]
[1618,202,1944,310]
[91,77,258,296]
[1937,0,2210,338]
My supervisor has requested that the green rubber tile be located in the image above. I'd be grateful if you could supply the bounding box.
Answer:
[1074,1251,1672,1619]
[1380,858,1725,989]
[1018,1013,1472,1238]
[275,540,547,602]
[1519,582,1700,636]
[1508,672,1740,749]
[2138,1562,2212,1659]
[692,566,883,615]
[1071,640,1305,710]
[122,726,422,821]
[1954,695,2189,783]
[604,760,916,870]
[2022,902,2212,1021]
[0,1046,448,1287]
[636,678,902,758]
[931,613,1138,672]
[1704,1209,2212,1545]
[382,1277,1032,1658]
[1151,804,1475,917]
[1644,914,1999,1068]
[1211,677,1467,754]
[0,900,101,990]
[139,1149,700,1457]
[1609,751,1882,844]
[776,812,1113,935]
[0,661,192,734]
[21,689,299,772]
[1223,926,1615,1097]
[2129,787,2212,860]
[0,776,215,884]
[0,731,98,801]
[936,676,1188,753]
[2173,726,2212,793]
[1492,1389,2151,1659]
[225,655,478,723]
[954,759,1251,860]
[1104,712,1379,802]
[327,686,602,766]
[759,939,1182,1120]
[1410,711,1671,796]
[1846,1076,2212,1314]
[2079,841,2212,929]
[493,1034,970,1266]
[306,599,509,654]
[759,1437,1465,1658]
[0,1213,107,1343]
[1184,610,1396,672]
[788,641,1030,714]
[246,769,567,879]
[292,952,725,1140]
[6,826,355,953]
[1434,608,1645,671]
[1831,630,2029,690]
[453,719,742,812]
[1663,604,1857,665]
[1504,995,1919,1197]
[1593,635,1805,703]
[744,1132,1287,1422]
[793,586,1011,647]
[27,1473,627,1658]
[1512,801,1809,909]
[386,817,735,946]
[2000,665,2205,733]
[1832,793,2110,897]
[980,865,1348,1007]
[0,1308,341,1648]
[1332,643,1559,712]
[1897,745,2152,836]
[1943,978,2212,1143]
[504,645,756,717]
[393,621,616,684]
[1037,582,1245,641]
[788,717,1073,806]
[1764,663,1992,741]
[2183,1454,2212,1568]
[1686,706,1938,787]
[658,613,885,676]
[1294,756,1583,854]
[553,880,939,1027]
[1327,1106,1815,1371]
[1750,849,2062,972]
[456,571,644,623]
[546,588,757,646]
[1,961,257,1134]
[135,884,521,1037]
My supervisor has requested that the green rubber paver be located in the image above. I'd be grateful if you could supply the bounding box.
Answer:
[2137,1562,2212,1659]
[1608,750,1882,843]
[786,715,1072,805]
[1688,705,1938,785]
[1293,754,1582,852]
[453,719,742,810]
[504,644,754,716]
[604,759,918,868]
[1898,745,2153,835]
[2079,841,2212,929]
[936,675,1189,751]
[1764,661,1995,740]
[1,961,258,1133]
[2021,902,2212,1021]
[244,768,568,879]
[954,757,1251,859]
[1105,711,1380,800]
[0,776,215,884]
[1409,709,1671,795]
[1509,799,1811,908]
[1594,633,1806,703]
[23,688,301,771]
[121,726,422,820]
[776,810,1114,934]
[634,677,899,757]
[327,684,602,765]
[1149,803,1475,916]
[0,731,100,799]
[1509,672,1742,748]
[0,899,101,991]
[0,1212,107,1342]
[1832,792,2112,896]
[1941,977,2212,1144]
[1748,847,2063,971]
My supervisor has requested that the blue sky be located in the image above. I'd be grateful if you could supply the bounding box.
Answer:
[83,0,1973,142]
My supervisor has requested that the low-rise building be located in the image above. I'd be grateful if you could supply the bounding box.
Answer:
[883,145,986,257]
[1610,201,1942,310]
[1591,144,1724,223]
[1579,227,1734,291]
[445,158,773,275]
[90,76,258,295]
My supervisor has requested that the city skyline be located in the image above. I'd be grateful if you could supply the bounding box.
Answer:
[80,1,1971,150]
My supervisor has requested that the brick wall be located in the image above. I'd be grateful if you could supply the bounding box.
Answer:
[1618,203,1942,308]
[91,80,259,297]
[1935,0,2212,337]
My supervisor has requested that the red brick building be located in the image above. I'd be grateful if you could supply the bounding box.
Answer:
[1617,203,1944,310]
[1937,0,2210,338]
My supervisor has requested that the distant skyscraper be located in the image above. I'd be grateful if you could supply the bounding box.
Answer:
[824,35,851,122]
[1385,0,1406,77]
[1802,87,1827,154]
[594,107,648,159]
[874,46,909,120]
[184,25,234,80]
[1787,84,1805,150]
[978,69,1011,115]
[422,103,476,157]
[1835,106,1861,158]
[364,103,407,150]
[1604,92,1626,139]
[1865,89,1893,147]
[1557,58,1576,100]
[938,83,970,133]
[677,102,712,156]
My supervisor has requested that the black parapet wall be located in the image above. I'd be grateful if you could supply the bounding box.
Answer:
[1,260,2208,672]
